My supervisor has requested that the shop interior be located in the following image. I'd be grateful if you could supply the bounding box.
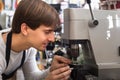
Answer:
[1,0,120,80]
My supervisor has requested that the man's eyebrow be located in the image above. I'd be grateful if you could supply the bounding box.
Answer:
[45,29,54,32]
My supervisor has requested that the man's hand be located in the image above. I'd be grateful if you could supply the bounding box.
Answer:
[45,55,72,80]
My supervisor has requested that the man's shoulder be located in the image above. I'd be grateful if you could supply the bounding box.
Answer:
[0,28,11,33]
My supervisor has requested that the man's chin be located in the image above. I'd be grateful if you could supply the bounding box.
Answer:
[38,48,46,52]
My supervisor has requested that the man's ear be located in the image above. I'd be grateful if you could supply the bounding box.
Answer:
[21,23,28,36]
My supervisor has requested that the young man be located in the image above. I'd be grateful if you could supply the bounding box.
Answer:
[0,0,71,80]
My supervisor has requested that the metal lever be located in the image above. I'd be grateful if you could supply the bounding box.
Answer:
[86,0,99,27]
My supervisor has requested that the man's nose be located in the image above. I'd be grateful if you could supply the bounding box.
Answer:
[48,33,55,42]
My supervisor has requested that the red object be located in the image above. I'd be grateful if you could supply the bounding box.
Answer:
[116,1,120,8]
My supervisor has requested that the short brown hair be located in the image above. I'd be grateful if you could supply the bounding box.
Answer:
[12,0,60,33]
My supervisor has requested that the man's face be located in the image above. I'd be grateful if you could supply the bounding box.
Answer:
[27,25,55,51]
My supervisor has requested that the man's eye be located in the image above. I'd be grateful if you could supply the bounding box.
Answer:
[45,31,50,34]
[44,30,54,35]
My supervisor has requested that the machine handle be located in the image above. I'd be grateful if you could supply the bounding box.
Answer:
[87,0,99,27]
[86,0,94,20]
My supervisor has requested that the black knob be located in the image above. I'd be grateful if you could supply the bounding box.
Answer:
[88,20,99,27]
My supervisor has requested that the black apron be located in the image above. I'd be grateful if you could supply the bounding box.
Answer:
[2,31,26,80]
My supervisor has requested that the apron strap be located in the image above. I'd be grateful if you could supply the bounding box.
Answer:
[2,31,26,80]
